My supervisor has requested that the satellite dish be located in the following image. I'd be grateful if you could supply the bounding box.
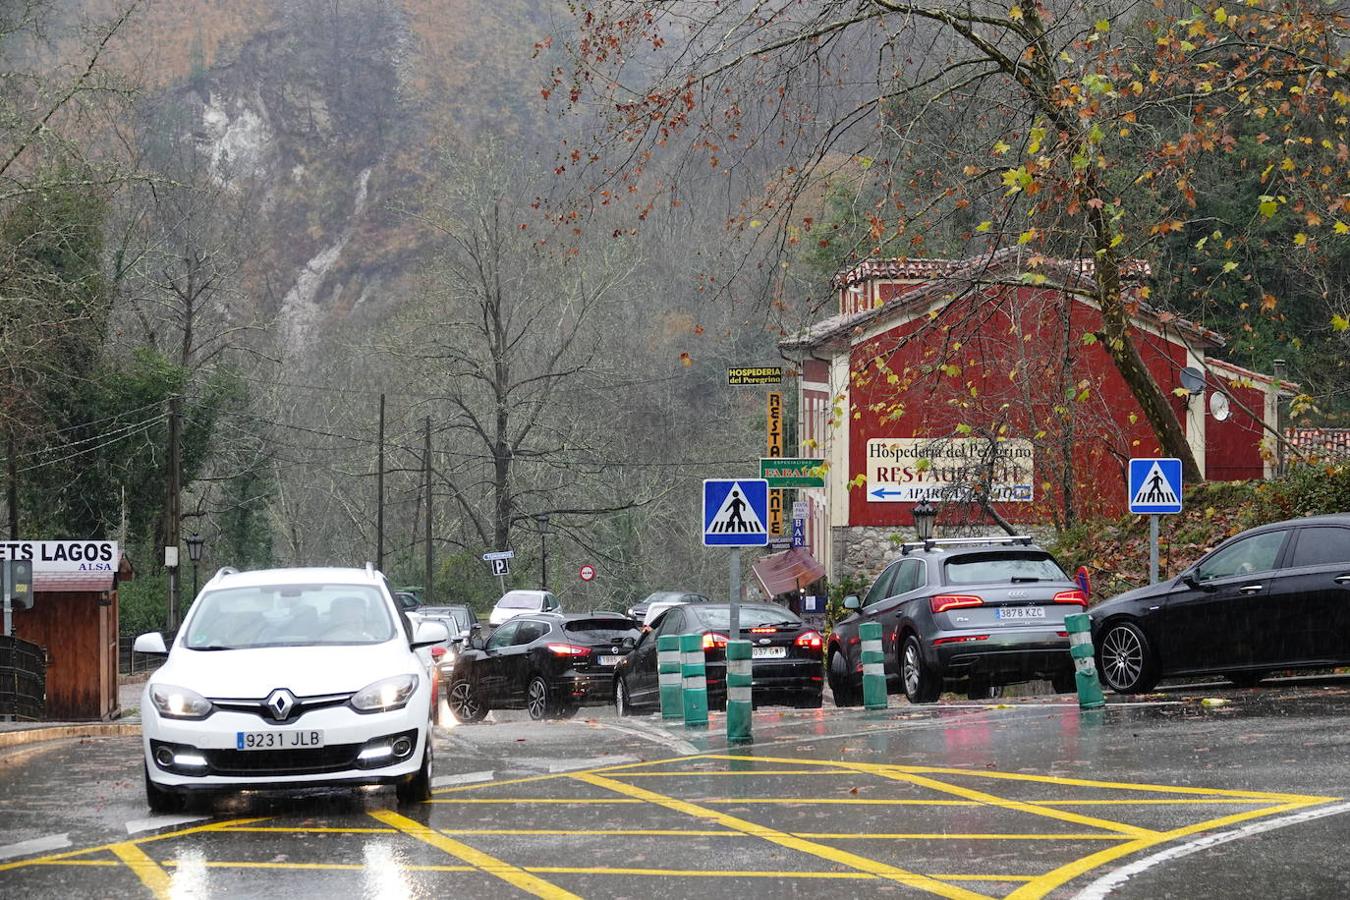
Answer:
[1209,391,1231,422]
[1180,366,1206,395]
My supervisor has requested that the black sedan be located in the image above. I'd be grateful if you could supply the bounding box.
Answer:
[1090,514,1350,693]
[446,613,639,721]
[828,537,1083,704]
[612,603,824,713]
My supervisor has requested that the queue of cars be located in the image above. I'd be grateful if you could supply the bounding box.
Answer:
[128,512,1348,810]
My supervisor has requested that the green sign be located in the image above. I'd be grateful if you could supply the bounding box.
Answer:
[759,457,825,487]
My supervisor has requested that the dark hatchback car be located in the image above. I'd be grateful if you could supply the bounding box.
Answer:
[1091,514,1350,693]
[829,537,1084,704]
[613,603,824,713]
[446,613,639,721]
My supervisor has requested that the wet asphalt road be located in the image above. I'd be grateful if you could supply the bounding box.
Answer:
[2,677,1349,899]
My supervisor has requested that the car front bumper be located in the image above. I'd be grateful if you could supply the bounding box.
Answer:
[142,696,430,791]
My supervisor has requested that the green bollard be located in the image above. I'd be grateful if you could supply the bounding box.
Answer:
[725,640,753,743]
[1064,613,1106,710]
[860,621,888,710]
[679,633,709,727]
[657,634,684,720]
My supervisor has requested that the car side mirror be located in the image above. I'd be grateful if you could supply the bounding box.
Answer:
[843,595,861,610]
[133,632,168,655]
[412,620,450,649]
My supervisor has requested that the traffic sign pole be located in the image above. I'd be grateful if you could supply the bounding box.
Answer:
[729,548,741,641]
[2,560,11,639]
[1150,515,1160,585]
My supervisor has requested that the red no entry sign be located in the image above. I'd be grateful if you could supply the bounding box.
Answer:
[579,564,596,582]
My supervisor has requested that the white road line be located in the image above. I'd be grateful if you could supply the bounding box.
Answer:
[1074,800,1350,899]
[0,833,71,860]
[124,814,209,835]
[432,770,494,788]
[592,720,701,756]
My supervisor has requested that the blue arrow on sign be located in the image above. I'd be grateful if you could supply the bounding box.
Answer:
[870,487,906,500]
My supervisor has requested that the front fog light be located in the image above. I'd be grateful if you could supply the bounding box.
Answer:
[149,684,213,720]
[351,674,419,712]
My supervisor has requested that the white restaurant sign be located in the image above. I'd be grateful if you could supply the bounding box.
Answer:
[0,541,119,573]
[865,438,1034,503]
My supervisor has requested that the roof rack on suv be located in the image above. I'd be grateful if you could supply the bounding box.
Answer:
[900,535,1034,555]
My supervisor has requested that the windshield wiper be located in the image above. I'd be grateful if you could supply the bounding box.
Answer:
[1009,577,1043,583]
[189,644,235,651]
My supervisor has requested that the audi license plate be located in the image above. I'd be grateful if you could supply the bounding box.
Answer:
[752,646,786,658]
[597,655,622,666]
[997,607,1046,620]
[236,730,324,750]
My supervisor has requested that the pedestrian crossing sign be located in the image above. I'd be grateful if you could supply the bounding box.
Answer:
[1128,457,1184,514]
[703,479,769,547]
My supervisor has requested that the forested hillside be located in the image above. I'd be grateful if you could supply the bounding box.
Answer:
[2,0,1346,629]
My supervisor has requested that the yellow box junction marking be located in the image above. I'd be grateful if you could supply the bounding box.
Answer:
[369,809,580,900]
[571,771,991,900]
[108,841,172,900]
[0,750,1339,900]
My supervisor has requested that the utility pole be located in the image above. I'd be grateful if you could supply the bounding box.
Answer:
[1273,359,1288,476]
[7,430,17,539]
[166,396,182,632]
[376,393,385,572]
[423,415,433,603]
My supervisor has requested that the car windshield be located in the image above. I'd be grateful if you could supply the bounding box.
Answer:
[183,584,395,649]
[499,594,541,609]
[564,619,639,641]
[694,606,800,630]
[945,553,1068,585]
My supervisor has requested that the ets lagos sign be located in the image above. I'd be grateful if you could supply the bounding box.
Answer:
[0,540,119,573]
[865,438,1034,502]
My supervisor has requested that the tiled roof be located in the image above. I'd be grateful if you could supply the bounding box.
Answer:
[783,249,1223,352]
[831,252,1151,289]
[34,573,115,593]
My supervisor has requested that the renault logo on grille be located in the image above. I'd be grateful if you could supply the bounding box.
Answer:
[265,689,296,721]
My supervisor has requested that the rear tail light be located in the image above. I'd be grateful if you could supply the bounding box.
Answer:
[930,594,984,614]
[703,632,729,650]
[545,643,592,657]
[1053,589,1088,607]
[795,630,823,650]
[933,634,990,646]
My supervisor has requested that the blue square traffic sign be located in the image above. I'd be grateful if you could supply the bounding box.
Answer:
[1128,458,1183,514]
[703,479,769,547]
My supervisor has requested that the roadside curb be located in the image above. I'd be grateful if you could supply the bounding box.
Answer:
[0,722,141,750]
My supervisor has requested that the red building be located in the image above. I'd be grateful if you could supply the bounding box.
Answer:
[780,250,1291,580]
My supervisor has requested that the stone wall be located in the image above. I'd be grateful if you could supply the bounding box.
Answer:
[830,524,1061,585]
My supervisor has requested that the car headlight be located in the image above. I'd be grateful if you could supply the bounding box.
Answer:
[351,674,420,713]
[148,684,214,720]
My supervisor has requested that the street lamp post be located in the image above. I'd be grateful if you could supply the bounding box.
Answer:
[185,532,205,602]
[534,514,550,591]
[912,500,937,542]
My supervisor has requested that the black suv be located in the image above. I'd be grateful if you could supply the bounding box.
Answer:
[828,537,1083,704]
[447,613,639,721]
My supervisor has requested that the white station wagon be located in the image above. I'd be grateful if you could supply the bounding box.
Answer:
[135,565,447,811]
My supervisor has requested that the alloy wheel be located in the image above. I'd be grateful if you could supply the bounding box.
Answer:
[1101,625,1143,689]
[903,643,921,695]
[449,682,482,721]
[527,678,548,720]
[615,679,629,716]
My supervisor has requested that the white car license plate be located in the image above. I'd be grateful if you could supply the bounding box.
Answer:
[598,655,622,666]
[752,646,786,658]
[236,730,324,750]
[997,607,1046,620]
